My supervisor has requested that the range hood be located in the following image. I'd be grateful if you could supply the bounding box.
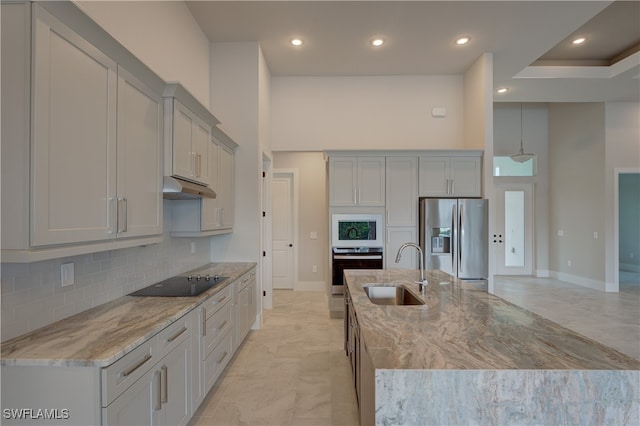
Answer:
[163,176,216,200]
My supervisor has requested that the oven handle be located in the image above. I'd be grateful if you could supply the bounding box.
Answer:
[333,255,383,260]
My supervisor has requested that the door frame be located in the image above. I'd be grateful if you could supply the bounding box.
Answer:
[272,169,299,291]
[612,168,640,292]
[494,182,535,275]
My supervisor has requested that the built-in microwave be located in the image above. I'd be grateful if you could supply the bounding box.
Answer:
[331,214,383,248]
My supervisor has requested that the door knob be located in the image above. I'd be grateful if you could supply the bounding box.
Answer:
[288,244,293,247]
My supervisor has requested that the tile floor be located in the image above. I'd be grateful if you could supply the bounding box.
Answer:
[189,290,359,426]
[190,275,640,426]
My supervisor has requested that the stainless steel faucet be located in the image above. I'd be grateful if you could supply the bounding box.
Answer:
[394,242,427,292]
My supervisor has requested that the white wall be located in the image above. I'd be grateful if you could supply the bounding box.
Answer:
[209,42,262,265]
[271,75,463,151]
[548,103,606,289]
[76,0,211,108]
[273,152,328,285]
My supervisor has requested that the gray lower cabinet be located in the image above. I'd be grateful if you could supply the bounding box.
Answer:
[102,313,192,426]
[234,269,257,351]
[1,267,257,426]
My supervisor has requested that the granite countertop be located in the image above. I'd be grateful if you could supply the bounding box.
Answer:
[1,262,256,368]
[345,269,640,371]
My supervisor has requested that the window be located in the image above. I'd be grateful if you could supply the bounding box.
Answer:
[493,156,536,177]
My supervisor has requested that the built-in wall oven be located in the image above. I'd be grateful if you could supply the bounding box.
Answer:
[331,214,384,296]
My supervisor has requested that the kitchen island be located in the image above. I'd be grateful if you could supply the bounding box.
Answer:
[345,269,640,425]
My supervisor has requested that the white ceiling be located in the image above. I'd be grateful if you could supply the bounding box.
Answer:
[187,1,640,103]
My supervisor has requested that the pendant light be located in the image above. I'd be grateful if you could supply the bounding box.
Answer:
[511,104,534,163]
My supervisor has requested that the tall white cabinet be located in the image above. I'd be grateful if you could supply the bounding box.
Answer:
[1,2,164,262]
[385,157,418,269]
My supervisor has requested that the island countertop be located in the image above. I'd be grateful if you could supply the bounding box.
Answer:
[1,262,256,368]
[345,268,640,371]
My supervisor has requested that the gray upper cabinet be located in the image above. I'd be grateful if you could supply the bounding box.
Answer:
[419,155,482,198]
[1,2,165,262]
[329,156,386,207]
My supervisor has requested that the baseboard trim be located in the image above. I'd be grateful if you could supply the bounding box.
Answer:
[549,270,604,291]
[620,263,640,273]
[294,281,326,292]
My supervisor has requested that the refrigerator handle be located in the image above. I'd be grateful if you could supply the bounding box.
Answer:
[459,203,463,272]
[451,204,456,272]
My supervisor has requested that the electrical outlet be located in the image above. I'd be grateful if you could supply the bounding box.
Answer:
[310,232,318,240]
[61,262,75,287]
[630,252,635,259]
[557,229,564,237]
[593,231,598,239]
[190,242,196,254]
[567,260,572,267]
[312,265,318,273]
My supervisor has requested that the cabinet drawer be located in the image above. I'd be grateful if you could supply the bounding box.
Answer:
[204,300,232,357]
[203,285,232,318]
[102,338,158,407]
[203,329,233,392]
[157,314,191,360]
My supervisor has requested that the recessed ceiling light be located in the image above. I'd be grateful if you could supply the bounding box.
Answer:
[290,38,303,47]
[572,37,586,45]
[371,38,385,47]
[455,36,471,46]
[497,87,508,94]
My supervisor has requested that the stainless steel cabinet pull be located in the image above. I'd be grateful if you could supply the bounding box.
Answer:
[109,198,118,234]
[217,351,228,364]
[451,180,455,195]
[217,320,228,331]
[119,353,152,378]
[161,365,168,403]
[200,307,206,337]
[166,326,187,343]
[213,296,228,304]
[153,370,161,410]
[117,198,127,233]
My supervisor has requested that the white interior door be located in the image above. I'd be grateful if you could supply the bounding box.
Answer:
[494,184,534,275]
[272,172,296,289]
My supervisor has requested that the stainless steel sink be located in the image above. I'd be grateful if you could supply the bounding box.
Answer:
[364,286,424,306]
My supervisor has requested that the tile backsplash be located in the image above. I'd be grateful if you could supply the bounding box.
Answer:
[1,229,211,342]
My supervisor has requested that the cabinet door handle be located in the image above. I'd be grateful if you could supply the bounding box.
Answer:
[213,295,228,305]
[451,179,454,195]
[217,320,228,331]
[196,153,202,177]
[166,326,187,343]
[119,353,152,378]
[217,351,228,365]
[108,198,117,234]
[153,370,162,411]
[161,365,168,403]
[117,198,127,233]
[200,307,206,337]
[191,152,197,177]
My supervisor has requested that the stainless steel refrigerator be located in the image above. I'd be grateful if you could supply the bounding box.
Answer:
[419,197,488,280]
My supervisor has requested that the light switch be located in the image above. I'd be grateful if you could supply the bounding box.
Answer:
[310,231,318,240]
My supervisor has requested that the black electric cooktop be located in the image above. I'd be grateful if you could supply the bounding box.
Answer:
[128,275,229,297]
